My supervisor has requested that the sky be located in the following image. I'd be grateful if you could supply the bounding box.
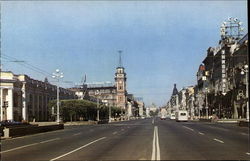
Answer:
[0,1,248,107]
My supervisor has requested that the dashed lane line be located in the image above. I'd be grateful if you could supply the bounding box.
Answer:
[73,133,82,136]
[240,132,248,136]
[0,142,39,154]
[246,152,250,155]
[112,131,117,135]
[0,138,61,153]
[50,137,106,161]
[39,138,60,144]
[182,126,194,131]
[213,138,224,144]
[198,132,205,135]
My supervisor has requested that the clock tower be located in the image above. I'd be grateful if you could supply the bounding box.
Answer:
[115,51,127,109]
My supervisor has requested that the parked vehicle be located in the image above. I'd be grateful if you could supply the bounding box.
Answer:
[175,110,188,122]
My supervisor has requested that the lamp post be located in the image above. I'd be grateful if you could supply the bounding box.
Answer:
[205,87,209,119]
[241,64,249,121]
[109,103,111,123]
[95,90,100,121]
[52,69,63,123]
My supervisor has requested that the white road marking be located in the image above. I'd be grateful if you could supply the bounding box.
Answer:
[198,132,205,135]
[112,131,117,135]
[213,138,224,144]
[183,126,194,131]
[50,137,106,161]
[151,126,160,161]
[246,152,250,155]
[155,126,160,160]
[151,127,156,161]
[73,132,82,136]
[40,138,60,144]
[0,137,60,154]
[240,132,248,136]
[152,119,154,124]
[0,142,39,153]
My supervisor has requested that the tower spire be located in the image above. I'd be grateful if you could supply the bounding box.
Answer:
[118,50,123,67]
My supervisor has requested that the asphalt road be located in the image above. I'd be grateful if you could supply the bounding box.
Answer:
[1,118,250,160]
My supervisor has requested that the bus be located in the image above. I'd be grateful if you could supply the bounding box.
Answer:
[175,110,188,122]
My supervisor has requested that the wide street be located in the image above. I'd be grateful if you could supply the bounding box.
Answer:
[1,118,249,160]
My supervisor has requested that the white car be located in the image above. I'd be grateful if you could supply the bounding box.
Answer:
[170,114,176,120]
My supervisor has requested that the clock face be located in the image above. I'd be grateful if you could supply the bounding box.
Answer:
[119,80,122,84]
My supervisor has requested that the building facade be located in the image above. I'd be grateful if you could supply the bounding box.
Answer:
[0,71,75,122]
[69,61,128,111]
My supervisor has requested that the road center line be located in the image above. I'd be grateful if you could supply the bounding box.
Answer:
[151,126,156,160]
[155,126,161,160]
[50,137,106,161]
[213,138,224,143]
[198,132,205,135]
[151,126,160,161]
[183,126,194,131]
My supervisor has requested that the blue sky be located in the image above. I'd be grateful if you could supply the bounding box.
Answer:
[1,1,248,106]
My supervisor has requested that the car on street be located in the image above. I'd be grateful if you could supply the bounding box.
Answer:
[170,113,176,120]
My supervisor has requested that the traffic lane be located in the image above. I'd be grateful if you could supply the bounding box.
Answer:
[1,118,145,151]
[190,121,249,135]
[156,119,205,160]
[56,123,154,160]
[180,121,249,150]
[1,124,123,161]
[1,125,101,151]
[157,119,249,160]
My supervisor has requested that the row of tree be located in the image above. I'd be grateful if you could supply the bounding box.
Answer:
[48,99,124,122]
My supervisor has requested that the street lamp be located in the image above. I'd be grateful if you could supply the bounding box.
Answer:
[95,90,100,121]
[205,87,209,119]
[241,64,249,121]
[52,69,63,123]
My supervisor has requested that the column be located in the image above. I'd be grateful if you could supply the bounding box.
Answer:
[7,88,13,121]
[0,88,3,121]
[22,83,27,121]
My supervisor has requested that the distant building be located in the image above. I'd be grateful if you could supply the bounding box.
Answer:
[0,71,75,122]
[69,54,128,111]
